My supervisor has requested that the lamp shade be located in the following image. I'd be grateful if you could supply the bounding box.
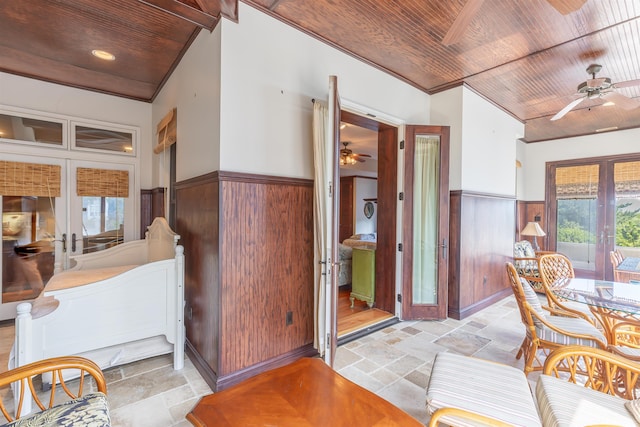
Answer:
[520,222,546,237]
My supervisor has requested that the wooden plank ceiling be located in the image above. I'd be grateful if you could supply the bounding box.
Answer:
[1,0,639,143]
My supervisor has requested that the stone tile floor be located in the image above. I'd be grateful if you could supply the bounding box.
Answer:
[0,294,531,426]
[334,294,530,425]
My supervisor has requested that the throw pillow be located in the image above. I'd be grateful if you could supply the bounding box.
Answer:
[520,278,545,326]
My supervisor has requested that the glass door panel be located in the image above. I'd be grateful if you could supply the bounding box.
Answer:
[554,164,600,276]
[81,196,125,253]
[2,196,55,302]
[614,161,640,259]
[411,135,440,305]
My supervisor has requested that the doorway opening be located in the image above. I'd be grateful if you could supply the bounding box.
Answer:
[336,110,398,342]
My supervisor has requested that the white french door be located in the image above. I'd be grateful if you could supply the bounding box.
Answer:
[0,155,135,320]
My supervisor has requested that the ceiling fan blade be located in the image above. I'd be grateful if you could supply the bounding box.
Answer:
[442,0,485,46]
[547,0,587,15]
[602,92,640,110]
[550,97,585,121]
[353,153,372,158]
[613,78,640,89]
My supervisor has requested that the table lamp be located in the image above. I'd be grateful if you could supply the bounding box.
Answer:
[521,221,546,251]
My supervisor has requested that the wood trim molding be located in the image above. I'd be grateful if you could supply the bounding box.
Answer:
[450,189,515,200]
[215,345,318,391]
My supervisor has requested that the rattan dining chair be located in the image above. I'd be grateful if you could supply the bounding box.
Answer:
[607,321,640,362]
[506,262,608,376]
[611,250,624,268]
[537,253,599,325]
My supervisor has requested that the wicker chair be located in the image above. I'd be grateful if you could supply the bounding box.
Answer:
[427,346,640,427]
[608,321,640,362]
[0,356,110,425]
[537,253,598,324]
[611,250,624,268]
[506,262,607,376]
[513,240,554,293]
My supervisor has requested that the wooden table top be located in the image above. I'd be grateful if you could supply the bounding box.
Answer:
[186,357,423,427]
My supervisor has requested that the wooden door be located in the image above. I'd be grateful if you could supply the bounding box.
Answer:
[402,125,450,319]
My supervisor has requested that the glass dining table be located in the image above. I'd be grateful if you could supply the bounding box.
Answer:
[551,277,640,342]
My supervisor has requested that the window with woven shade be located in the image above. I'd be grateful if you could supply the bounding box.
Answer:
[555,164,599,199]
[0,160,61,197]
[76,168,128,198]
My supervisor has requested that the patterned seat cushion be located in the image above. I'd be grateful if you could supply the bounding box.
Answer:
[426,352,541,427]
[536,315,606,346]
[3,392,110,427]
[536,374,636,427]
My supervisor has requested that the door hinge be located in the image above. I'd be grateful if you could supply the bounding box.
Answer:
[329,182,333,198]
[397,294,402,303]
[399,192,404,201]
[398,243,403,252]
[326,333,331,347]
[399,140,405,149]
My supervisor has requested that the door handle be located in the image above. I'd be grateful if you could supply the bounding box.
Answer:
[61,233,67,253]
[440,239,448,260]
[72,233,77,252]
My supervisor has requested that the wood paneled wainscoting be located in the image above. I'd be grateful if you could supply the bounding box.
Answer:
[175,171,317,392]
[448,191,515,319]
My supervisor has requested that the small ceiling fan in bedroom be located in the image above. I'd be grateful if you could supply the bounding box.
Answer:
[550,64,640,121]
[340,142,371,166]
[442,0,587,45]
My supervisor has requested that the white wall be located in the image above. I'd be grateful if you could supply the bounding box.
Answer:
[0,72,153,186]
[430,86,524,195]
[152,25,222,184]
[521,128,640,201]
[354,177,377,234]
[217,2,430,180]
[430,87,463,190]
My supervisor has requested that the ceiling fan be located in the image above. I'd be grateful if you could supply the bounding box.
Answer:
[550,64,640,121]
[442,0,587,46]
[340,142,371,165]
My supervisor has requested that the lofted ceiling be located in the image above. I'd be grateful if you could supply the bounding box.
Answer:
[1,0,639,143]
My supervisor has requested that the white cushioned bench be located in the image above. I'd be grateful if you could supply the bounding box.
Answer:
[426,348,640,427]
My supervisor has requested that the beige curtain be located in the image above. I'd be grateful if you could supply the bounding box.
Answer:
[412,136,440,304]
[312,100,328,355]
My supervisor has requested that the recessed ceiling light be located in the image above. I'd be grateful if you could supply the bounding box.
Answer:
[91,50,115,61]
[596,126,618,133]
[602,101,615,107]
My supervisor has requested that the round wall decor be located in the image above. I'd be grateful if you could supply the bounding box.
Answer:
[364,201,375,219]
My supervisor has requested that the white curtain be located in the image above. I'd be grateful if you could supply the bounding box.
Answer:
[312,100,328,354]
[412,135,440,304]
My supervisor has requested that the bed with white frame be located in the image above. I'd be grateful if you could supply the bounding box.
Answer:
[11,216,185,376]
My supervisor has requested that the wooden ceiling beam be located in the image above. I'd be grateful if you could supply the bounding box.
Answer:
[138,0,218,30]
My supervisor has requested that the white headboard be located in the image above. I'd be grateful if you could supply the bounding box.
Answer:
[146,217,180,262]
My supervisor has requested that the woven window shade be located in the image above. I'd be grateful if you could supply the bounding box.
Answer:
[154,108,177,154]
[77,168,129,198]
[615,161,640,196]
[555,164,599,199]
[0,160,61,197]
